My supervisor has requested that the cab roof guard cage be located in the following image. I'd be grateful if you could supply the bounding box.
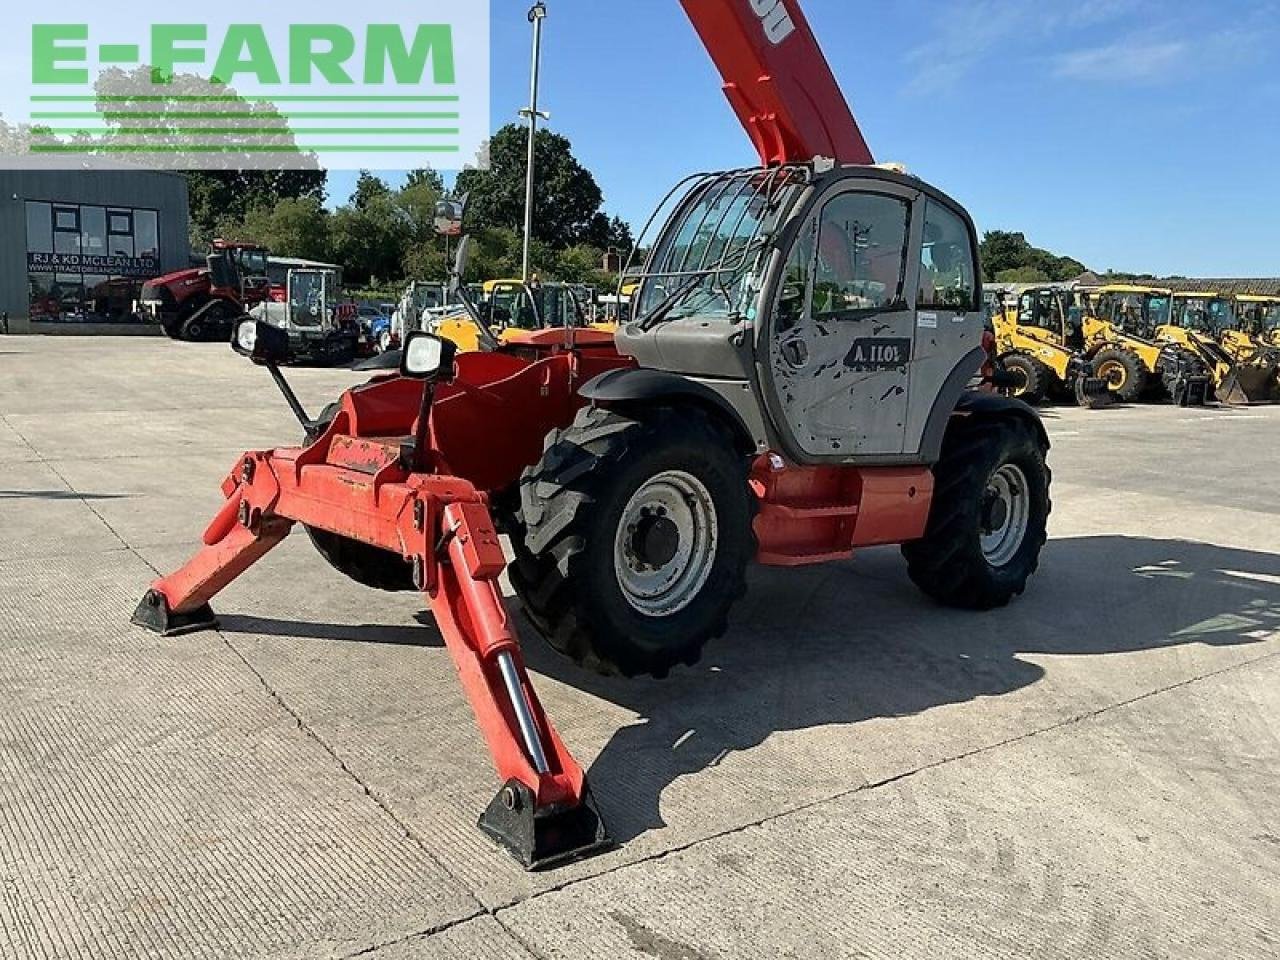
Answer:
[621,165,810,325]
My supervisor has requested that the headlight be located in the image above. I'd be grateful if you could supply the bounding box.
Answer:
[235,320,258,354]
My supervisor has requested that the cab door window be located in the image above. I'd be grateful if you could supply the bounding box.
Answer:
[811,193,910,319]
[918,201,978,310]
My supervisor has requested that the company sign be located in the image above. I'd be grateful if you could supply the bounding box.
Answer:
[28,251,160,278]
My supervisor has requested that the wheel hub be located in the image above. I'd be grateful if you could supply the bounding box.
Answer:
[982,491,1009,533]
[980,463,1031,568]
[614,471,719,617]
[630,511,680,570]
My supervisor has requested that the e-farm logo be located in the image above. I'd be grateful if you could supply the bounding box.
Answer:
[32,24,457,88]
[5,3,490,171]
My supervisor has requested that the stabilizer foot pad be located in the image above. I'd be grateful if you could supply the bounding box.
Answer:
[132,590,219,637]
[479,779,612,871]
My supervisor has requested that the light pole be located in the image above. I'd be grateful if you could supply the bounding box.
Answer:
[519,2,549,284]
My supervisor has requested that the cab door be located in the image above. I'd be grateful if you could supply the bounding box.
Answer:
[765,181,921,460]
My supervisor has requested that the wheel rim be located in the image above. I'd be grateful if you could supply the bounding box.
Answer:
[1009,367,1030,396]
[980,464,1031,567]
[614,470,718,616]
[1098,360,1126,390]
[379,332,391,352]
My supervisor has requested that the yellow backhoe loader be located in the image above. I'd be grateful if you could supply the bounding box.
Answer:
[1079,285,1209,405]
[1226,295,1280,364]
[1156,292,1276,405]
[992,286,1111,407]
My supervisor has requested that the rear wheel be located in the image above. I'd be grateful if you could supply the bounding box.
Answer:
[511,404,754,678]
[903,417,1051,610]
[1001,352,1050,405]
[301,401,417,591]
[1093,346,1147,402]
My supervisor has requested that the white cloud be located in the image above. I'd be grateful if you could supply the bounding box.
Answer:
[902,0,1148,94]
[1053,40,1187,81]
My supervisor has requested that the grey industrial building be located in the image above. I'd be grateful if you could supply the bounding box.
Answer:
[0,164,190,334]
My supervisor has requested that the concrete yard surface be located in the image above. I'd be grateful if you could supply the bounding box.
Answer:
[1,336,1277,959]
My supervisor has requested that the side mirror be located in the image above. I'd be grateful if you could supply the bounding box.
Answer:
[434,196,467,238]
[400,331,457,381]
[232,318,290,365]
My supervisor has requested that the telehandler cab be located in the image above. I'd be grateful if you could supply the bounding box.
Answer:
[992,286,1111,407]
[135,0,1051,870]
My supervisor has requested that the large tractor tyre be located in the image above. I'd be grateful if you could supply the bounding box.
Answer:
[903,417,1051,610]
[1000,352,1051,405]
[1092,346,1147,402]
[301,402,417,592]
[512,404,754,679]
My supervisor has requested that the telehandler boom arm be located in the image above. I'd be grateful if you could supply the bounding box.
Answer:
[677,0,874,165]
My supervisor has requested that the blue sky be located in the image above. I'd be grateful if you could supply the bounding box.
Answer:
[329,0,1280,277]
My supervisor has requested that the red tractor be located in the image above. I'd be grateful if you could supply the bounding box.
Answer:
[140,240,273,342]
[135,0,1052,870]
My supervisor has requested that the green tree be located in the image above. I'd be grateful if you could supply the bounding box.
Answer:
[352,170,392,210]
[186,169,327,249]
[329,192,411,287]
[995,266,1052,284]
[405,168,445,192]
[238,197,332,262]
[584,213,635,252]
[455,125,606,249]
[980,230,1088,283]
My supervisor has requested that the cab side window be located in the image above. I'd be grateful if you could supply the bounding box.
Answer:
[812,192,910,318]
[775,222,814,335]
[918,201,977,310]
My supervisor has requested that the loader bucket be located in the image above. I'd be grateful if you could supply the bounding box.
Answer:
[1215,365,1276,405]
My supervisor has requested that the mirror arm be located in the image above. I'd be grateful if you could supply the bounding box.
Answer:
[265,362,313,430]
[400,382,436,472]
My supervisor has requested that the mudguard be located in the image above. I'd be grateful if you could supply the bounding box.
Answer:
[950,391,1050,450]
[578,368,758,453]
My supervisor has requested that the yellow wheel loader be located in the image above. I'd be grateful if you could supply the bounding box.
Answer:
[1156,292,1276,405]
[992,286,1112,407]
[1080,284,1210,405]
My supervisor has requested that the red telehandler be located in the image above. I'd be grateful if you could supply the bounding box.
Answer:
[136,0,1051,869]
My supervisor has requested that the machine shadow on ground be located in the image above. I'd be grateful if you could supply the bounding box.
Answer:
[214,535,1279,845]
[0,490,128,501]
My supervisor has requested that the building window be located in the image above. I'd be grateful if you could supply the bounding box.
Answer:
[25,201,161,323]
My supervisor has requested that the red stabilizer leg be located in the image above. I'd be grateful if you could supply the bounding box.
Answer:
[133,455,293,636]
[428,502,610,869]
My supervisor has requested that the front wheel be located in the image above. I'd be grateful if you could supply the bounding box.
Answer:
[1093,346,1147,402]
[1000,352,1051,405]
[903,417,1051,610]
[512,405,754,678]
